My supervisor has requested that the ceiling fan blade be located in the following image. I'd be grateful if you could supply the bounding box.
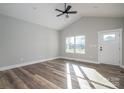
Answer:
[55,9,64,12]
[67,11,77,14]
[57,13,64,17]
[65,5,71,12]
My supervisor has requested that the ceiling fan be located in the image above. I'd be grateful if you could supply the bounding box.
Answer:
[55,3,77,18]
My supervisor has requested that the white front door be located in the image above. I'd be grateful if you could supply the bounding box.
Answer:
[98,29,121,66]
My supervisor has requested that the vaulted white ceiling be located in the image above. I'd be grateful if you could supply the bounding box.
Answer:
[0,3,124,30]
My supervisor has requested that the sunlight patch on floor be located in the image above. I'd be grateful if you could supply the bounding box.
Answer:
[72,64,84,78]
[66,63,72,89]
[72,64,92,89]
[80,66,117,89]
[92,82,111,89]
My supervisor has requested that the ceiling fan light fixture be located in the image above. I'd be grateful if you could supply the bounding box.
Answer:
[66,14,69,18]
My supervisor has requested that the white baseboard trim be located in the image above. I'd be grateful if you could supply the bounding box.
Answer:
[60,56,98,64]
[1,56,121,71]
[0,57,59,71]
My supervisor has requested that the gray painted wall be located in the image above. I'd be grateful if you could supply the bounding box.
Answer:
[0,14,59,67]
[0,14,124,68]
[59,17,124,65]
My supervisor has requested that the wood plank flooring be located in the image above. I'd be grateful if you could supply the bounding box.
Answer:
[0,59,124,89]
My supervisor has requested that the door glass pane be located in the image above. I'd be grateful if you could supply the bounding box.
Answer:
[66,37,74,53]
[75,36,85,54]
[103,34,115,42]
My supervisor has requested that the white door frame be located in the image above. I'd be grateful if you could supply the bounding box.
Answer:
[98,28,122,67]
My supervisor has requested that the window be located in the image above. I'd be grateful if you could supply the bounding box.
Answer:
[65,35,85,54]
[103,34,115,42]
[75,36,85,54]
[66,37,74,53]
